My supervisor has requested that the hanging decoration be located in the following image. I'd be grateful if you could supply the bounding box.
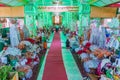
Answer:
[78,3,90,36]
[108,18,119,28]
[81,14,89,27]
[38,6,79,12]
[25,4,36,15]
[25,15,37,37]
[79,4,91,14]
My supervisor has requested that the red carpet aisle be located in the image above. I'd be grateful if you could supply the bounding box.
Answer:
[42,32,68,80]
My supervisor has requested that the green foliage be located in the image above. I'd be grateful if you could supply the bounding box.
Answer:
[18,71,25,79]
[0,65,12,80]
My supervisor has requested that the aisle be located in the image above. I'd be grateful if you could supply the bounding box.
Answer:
[60,32,83,80]
[37,32,83,80]
[37,33,54,80]
[41,32,68,80]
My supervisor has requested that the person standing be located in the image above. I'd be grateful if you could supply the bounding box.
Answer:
[55,25,59,32]
[10,19,20,47]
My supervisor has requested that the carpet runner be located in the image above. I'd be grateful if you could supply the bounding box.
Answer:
[42,32,68,80]
[60,32,83,80]
[37,33,54,80]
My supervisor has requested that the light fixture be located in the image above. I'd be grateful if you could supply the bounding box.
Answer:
[52,0,62,5]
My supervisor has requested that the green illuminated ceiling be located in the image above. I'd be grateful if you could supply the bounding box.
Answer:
[0,0,29,6]
[37,0,79,6]
[92,0,120,7]
[0,0,120,7]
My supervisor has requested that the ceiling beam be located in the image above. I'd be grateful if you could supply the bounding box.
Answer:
[0,0,29,6]
[104,0,120,7]
[92,0,120,7]
[109,0,114,2]
[0,2,12,6]
[100,0,107,5]
[89,0,99,4]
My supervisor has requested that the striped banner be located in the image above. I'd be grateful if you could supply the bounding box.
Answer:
[38,6,79,12]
